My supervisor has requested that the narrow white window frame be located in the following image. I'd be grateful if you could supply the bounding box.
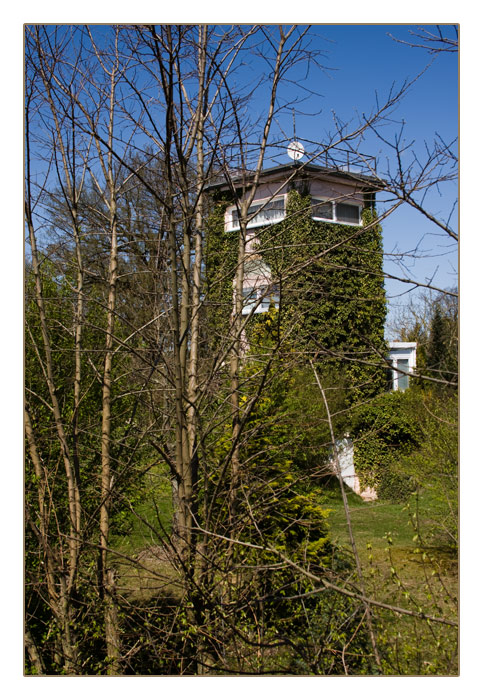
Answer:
[226,195,286,232]
[387,342,417,391]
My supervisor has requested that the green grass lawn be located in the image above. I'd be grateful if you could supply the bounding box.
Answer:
[110,468,458,674]
[323,476,455,550]
[322,476,458,592]
[111,467,177,601]
[321,476,458,675]
[114,466,173,552]
[326,487,415,549]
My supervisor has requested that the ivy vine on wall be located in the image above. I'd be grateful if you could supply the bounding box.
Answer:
[204,187,387,403]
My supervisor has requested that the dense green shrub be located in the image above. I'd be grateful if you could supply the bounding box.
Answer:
[377,468,415,503]
[396,389,458,548]
[350,389,422,495]
[351,386,458,548]
[195,325,378,674]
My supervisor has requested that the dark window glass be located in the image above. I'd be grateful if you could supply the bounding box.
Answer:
[311,199,333,219]
[336,203,360,224]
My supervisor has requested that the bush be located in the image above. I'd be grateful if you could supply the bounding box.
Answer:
[377,468,415,503]
[350,389,422,492]
[396,389,458,548]
[351,386,458,548]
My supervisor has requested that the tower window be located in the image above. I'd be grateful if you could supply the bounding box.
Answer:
[229,197,285,230]
[335,202,361,225]
[311,199,334,220]
[310,198,361,225]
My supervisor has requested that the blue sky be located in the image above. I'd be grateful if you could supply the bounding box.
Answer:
[23,24,458,330]
[256,25,458,327]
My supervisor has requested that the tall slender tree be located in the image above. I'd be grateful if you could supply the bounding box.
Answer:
[25,24,458,675]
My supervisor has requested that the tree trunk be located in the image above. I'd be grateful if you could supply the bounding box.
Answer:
[25,626,46,675]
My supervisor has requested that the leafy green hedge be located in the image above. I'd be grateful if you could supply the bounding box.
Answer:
[350,386,458,543]
[350,389,422,499]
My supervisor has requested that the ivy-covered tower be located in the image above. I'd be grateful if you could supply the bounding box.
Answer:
[204,158,387,402]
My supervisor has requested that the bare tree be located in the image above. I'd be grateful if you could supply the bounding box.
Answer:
[388,25,458,54]
[25,24,458,675]
[25,27,87,672]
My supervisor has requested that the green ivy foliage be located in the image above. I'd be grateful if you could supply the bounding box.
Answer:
[247,308,350,462]
[350,389,422,496]
[205,188,387,402]
[268,190,386,402]
[203,195,239,351]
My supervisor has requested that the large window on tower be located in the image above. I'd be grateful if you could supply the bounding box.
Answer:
[311,198,361,225]
[335,202,361,225]
[311,199,334,220]
[228,197,285,231]
[227,195,362,231]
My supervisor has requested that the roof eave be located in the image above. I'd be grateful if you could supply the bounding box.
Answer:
[204,162,386,193]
